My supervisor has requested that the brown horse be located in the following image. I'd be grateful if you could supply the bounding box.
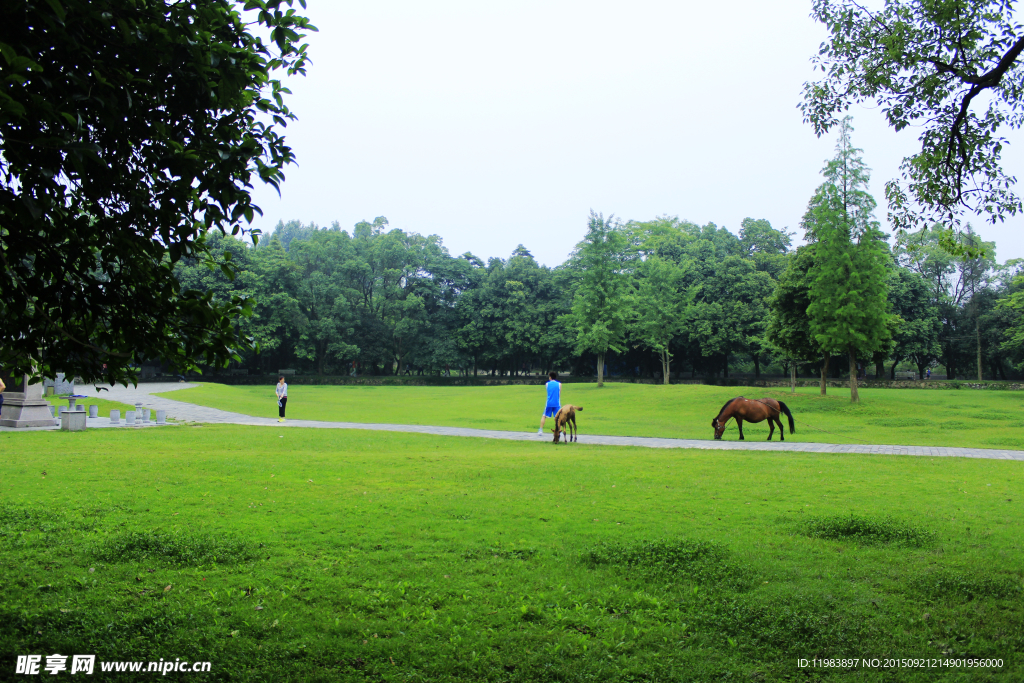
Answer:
[552,404,582,443]
[711,397,794,441]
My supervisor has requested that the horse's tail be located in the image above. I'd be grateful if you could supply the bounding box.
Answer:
[777,400,795,434]
[575,406,583,412]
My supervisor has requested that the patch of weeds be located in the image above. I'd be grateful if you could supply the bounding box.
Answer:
[92,530,258,567]
[581,538,751,590]
[519,604,544,622]
[464,541,537,561]
[701,596,864,654]
[801,514,934,547]
[875,417,931,428]
[972,413,1017,421]
[0,505,97,548]
[800,400,849,413]
[0,505,64,532]
[938,421,969,430]
[912,571,1022,600]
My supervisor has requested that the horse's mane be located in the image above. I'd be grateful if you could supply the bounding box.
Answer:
[715,396,743,419]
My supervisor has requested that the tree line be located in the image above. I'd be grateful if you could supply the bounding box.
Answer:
[174,122,1024,390]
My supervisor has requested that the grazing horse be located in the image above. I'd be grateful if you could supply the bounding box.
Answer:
[552,404,582,443]
[711,397,794,441]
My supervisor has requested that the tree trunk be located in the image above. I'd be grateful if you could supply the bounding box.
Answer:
[848,348,859,403]
[977,317,983,381]
[597,351,605,387]
[790,362,796,394]
[753,353,761,379]
[723,353,729,378]
[874,354,884,380]
[889,360,898,380]
[661,349,671,385]
[819,353,830,395]
[916,362,925,379]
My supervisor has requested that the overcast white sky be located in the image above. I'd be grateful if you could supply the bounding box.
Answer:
[247,0,1024,267]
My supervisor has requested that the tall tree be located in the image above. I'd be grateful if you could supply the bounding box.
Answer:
[805,117,893,402]
[566,212,629,387]
[630,255,692,384]
[768,246,824,391]
[739,217,792,279]
[289,230,360,375]
[1,0,315,385]
[886,267,942,379]
[899,223,995,378]
[802,0,1024,245]
[688,256,774,378]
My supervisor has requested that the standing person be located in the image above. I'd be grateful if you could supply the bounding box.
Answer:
[538,371,560,435]
[276,376,288,422]
[926,368,931,380]
[0,375,6,419]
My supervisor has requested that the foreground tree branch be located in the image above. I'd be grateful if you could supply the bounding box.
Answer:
[0,0,316,386]
[802,0,1024,247]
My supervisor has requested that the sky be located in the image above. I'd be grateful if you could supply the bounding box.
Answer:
[246,0,1024,268]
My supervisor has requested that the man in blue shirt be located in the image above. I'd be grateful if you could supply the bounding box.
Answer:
[538,371,560,435]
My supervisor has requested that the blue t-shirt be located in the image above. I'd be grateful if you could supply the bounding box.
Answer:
[545,380,560,408]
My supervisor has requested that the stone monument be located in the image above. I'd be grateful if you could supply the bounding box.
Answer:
[0,374,58,428]
[43,373,75,395]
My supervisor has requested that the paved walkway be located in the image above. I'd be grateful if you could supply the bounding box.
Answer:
[0,382,998,462]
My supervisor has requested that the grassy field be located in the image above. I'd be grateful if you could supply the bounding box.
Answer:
[160,382,1024,450]
[1,425,1021,681]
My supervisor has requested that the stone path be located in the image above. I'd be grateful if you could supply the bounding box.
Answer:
[2,382,1022,462]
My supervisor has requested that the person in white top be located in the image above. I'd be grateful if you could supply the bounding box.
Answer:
[276,376,288,422]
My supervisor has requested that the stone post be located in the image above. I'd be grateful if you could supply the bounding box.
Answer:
[110,410,120,424]
[0,374,57,427]
[156,410,167,424]
[61,410,87,431]
[88,405,98,418]
[125,411,136,425]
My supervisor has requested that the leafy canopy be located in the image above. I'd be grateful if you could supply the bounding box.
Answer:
[566,212,631,360]
[802,0,1024,246]
[0,0,315,385]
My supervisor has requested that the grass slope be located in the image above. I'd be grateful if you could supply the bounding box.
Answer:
[1,425,1021,681]
[160,382,1024,450]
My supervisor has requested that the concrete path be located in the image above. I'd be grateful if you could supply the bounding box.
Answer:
[0,382,998,462]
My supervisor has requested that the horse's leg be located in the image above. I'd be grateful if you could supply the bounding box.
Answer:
[572,415,577,442]
[767,418,775,441]
[737,418,744,440]
[777,415,785,441]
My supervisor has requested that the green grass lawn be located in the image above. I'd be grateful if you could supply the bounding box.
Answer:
[1,425,1021,681]
[160,382,1024,450]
